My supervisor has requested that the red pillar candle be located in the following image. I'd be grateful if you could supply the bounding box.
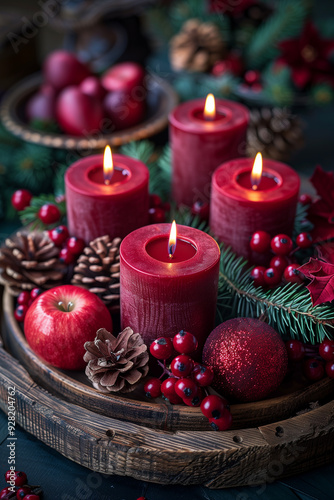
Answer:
[65,149,149,243]
[120,223,220,351]
[169,95,249,207]
[210,155,300,261]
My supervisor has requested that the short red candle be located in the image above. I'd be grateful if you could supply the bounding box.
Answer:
[169,98,249,206]
[120,224,220,351]
[210,158,300,261]
[65,154,149,243]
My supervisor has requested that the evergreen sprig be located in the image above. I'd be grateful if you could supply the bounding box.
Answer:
[217,245,334,344]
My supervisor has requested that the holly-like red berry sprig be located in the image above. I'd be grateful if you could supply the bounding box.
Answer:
[250,230,313,288]
[144,330,232,431]
[14,288,43,323]
[285,337,334,381]
[2,470,43,499]
[148,194,170,224]
[47,225,85,265]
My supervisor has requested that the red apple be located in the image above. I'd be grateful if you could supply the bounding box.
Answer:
[43,50,91,91]
[80,76,106,101]
[26,85,56,123]
[101,62,145,94]
[56,86,104,136]
[24,285,112,370]
[103,90,145,130]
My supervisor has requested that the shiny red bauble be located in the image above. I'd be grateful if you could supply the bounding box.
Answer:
[43,50,90,91]
[11,189,32,211]
[202,318,288,402]
[56,86,103,136]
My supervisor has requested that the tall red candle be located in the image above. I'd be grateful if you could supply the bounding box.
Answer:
[120,223,220,351]
[169,96,249,207]
[65,152,149,244]
[210,157,300,261]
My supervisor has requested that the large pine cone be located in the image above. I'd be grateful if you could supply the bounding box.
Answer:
[170,18,225,72]
[71,235,120,311]
[0,231,67,295]
[247,107,304,162]
[84,327,149,393]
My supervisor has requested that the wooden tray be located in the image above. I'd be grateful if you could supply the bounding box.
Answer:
[0,72,177,150]
[1,287,334,488]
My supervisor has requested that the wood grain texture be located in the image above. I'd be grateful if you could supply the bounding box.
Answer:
[2,288,334,432]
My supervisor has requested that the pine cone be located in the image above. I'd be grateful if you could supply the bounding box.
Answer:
[170,18,225,72]
[0,231,67,295]
[247,107,304,162]
[84,327,149,393]
[71,235,120,312]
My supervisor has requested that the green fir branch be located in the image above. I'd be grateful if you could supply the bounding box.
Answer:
[19,194,66,231]
[217,245,334,344]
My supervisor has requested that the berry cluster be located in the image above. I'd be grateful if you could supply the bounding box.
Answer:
[11,189,63,227]
[148,194,170,224]
[286,338,334,381]
[48,225,85,265]
[14,288,42,323]
[144,330,232,431]
[250,230,313,287]
[1,470,42,499]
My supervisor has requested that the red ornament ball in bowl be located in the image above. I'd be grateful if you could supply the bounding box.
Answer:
[202,318,288,402]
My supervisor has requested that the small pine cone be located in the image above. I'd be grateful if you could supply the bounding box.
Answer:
[247,107,304,162]
[71,235,120,312]
[84,327,149,393]
[170,18,225,72]
[0,231,67,295]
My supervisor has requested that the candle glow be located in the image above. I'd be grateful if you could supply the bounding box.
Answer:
[204,93,216,121]
[103,145,114,185]
[251,152,263,190]
[168,220,177,258]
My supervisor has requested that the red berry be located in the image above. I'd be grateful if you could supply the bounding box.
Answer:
[171,354,194,377]
[285,339,305,362]
[59,247,76,264]
[271,234,293,256]
[149,194,162,208]
[182,393,202,407]
[166,393,183,404]
[17,291,30,305]
[296,232,313,249]
[149,337,173,360]
[11,189,32,211]
[38,203,61,224]
[250,266,266,287]
[319,338,334,362]
[283,264,304,284]
[148,207,166,224]
[175,378,198,399]
[200,395,229,419]
[270,255,289,273]
[250,231,271,253]
[303,358,325,381]
[48,225,69,246]
[264,267,282,286]
[0,487,12,498]
[144,378,161,398]
[30,288,42,300]
[209,410,233,431]
[191,200,210,221]
[23,496,40,500]
[16,487,32,499]
[244,69,261,85]
[325,362,334,378]
[14,304,28,322]
[66,236,85,255]
[5,470,28,487]
[299,193,312,205]
[161,377,176,397]
[192,364,214,387]
[173,330,198,354]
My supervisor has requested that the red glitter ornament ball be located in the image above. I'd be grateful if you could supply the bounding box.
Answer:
[202,318,288,402]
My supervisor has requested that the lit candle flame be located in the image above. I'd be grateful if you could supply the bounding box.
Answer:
[204,93,216,121]
[103,145,113,185]
[251,152,263,190]
[168,220,177,258]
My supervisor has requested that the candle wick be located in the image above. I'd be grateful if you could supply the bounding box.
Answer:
[169,244,175,258]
